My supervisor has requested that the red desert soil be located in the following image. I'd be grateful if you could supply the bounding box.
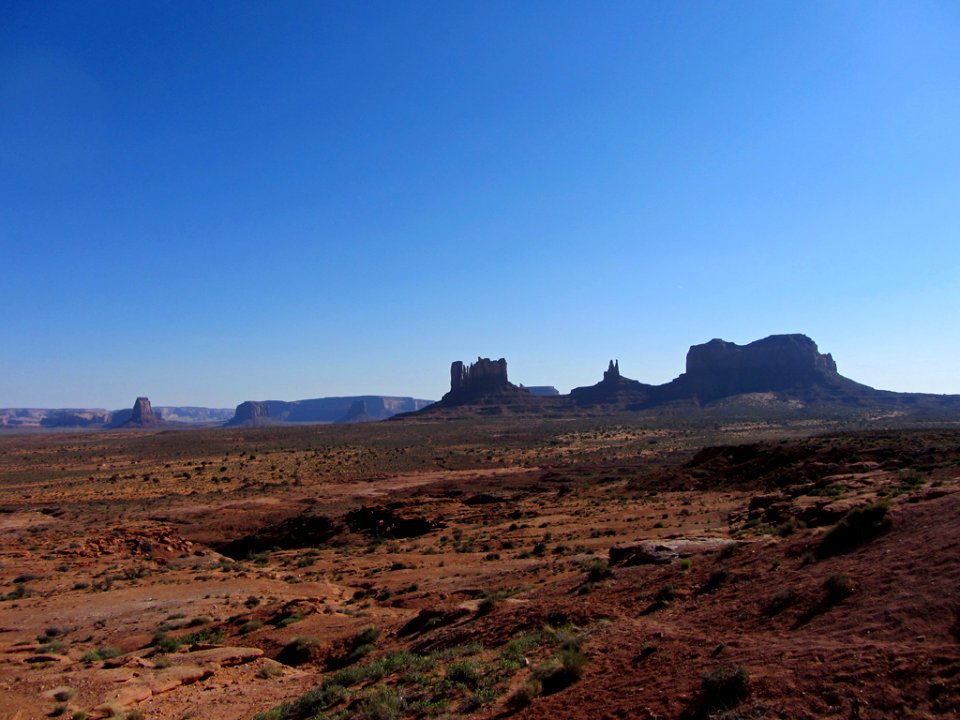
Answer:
[0,419,957,719]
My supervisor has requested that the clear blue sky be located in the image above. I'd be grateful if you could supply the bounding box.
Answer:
[3,1,959,409]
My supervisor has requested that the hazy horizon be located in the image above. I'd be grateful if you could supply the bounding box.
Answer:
[4,2,959,408]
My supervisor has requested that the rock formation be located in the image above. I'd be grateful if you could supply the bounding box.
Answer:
[604,360,620,382]
[226,396,433,426]
[450,358,510,396]
[661,334,843,403]
[335,400,379,424]
[227,401,272,426]
[130,397,157,425]
[437,357,539,407]
[571,360,654,406]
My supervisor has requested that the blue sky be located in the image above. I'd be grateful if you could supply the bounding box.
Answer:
[2,1,959,408]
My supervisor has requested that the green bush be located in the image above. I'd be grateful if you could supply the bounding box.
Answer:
[531,649,588,694]
[817,502,891,558]
[355,686,405,720]
[240,620,263,635]
[445,660,481,688]
[353,625,382,646]
[152,634,182,654]
[584,558,612,583]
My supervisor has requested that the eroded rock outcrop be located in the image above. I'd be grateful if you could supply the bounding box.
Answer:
[438,357,526,406]
[450,357,510,395]
[130,397,156,424]
[109,397,159,427]
[571,359,654,406]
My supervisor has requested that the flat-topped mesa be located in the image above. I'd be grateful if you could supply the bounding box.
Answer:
[228,400,271,426]
[674,334,840,401]
[129,396,157,425]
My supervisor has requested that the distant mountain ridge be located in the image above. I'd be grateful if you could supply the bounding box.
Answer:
[225,396,434,427]
[6,334,959,429]
[0,405,234,429]
[0,395,434,430]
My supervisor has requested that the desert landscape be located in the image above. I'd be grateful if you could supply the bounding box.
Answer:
[2,381,958,720]
[5,4,959,718]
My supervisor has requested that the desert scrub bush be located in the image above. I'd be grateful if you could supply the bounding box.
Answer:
[445,659,482,689]
[38,639,67,654]
[2,584,33,601]
[700,665,750,712]
[507,678,543,709]
[698,569,727,595]
[499,632,541,672]
[824,573,854,603]
[274,612,304,628]
[817,502,891,558]
[531,648,588,694]
[583,558,612,582]
[257,663,284,679]
[179,627,224,646]
[276,637,323,667]
[51,687,75,702]
[354,624,382,645]
[355,686,406,720]
[240,619,263,634]
[653,583,675,606]
[679,558,692,571]
[152,633,182,654]
[763,588,796,616]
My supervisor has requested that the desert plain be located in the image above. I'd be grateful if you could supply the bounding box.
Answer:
[1,415,958,719]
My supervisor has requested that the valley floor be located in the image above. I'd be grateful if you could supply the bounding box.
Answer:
[0,417,957,719]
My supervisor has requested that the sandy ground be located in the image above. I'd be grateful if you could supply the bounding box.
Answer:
[0,421,957,719]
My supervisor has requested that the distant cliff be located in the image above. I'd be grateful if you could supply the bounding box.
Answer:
[226,396,433,427]
[0,404,233,430]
